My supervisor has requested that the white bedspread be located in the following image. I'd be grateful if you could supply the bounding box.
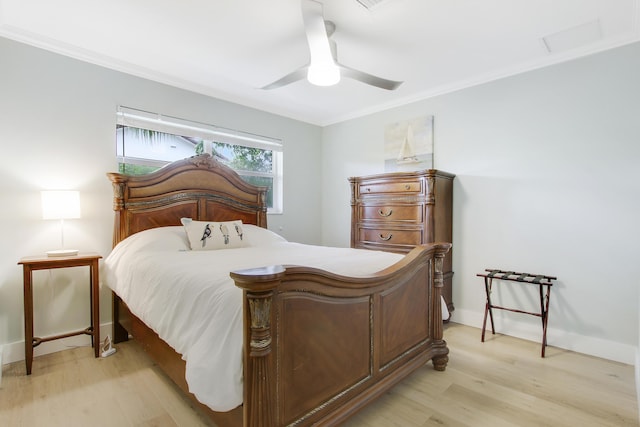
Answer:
[103,225,403,412]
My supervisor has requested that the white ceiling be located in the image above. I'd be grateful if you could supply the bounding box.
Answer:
[1,0,638,126]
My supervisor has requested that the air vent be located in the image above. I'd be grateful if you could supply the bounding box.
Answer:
[355,0,394,10]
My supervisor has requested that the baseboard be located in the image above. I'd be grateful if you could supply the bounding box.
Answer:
[451,309,635,365]
[0,322,113,366]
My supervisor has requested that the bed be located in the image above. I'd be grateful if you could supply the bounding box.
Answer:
[105,153,451,427]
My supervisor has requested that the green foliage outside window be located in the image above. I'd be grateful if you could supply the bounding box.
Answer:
[118,163,160,175]
[196,141,272,172]
[195,141,274,206]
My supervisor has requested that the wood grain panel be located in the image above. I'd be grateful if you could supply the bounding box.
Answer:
[202,199,263,224]
[379,273,430,367]
[279,293,371,424]
[125,201,198,234]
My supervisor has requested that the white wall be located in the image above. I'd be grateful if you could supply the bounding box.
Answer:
[0,37,322,362]
[321,42,640,364]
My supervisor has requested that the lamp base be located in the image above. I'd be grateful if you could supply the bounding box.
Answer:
[46,249,79,257]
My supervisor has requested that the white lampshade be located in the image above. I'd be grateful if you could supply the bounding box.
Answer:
[41,190,81,257]
[41,190,81,220]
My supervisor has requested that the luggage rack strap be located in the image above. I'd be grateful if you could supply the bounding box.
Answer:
[479,268,556,285]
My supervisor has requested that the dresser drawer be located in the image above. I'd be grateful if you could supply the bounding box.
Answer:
[358,227,423,247]
[359,204,423,222]
[359,179,422,196]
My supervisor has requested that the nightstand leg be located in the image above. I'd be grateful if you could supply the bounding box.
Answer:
[22,266,34,375]
[90,259,100,358]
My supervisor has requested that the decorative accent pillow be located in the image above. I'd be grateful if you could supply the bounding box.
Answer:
[181,218,247,250]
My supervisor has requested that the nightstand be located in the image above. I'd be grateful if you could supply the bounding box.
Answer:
[18,252,102,375]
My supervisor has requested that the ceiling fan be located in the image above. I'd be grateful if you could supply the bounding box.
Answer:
[261,0,403,91]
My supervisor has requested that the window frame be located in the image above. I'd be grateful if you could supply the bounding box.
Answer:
[116,106,283,214]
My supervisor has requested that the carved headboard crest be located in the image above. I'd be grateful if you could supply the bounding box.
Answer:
[186,153,225,170]
[108,154,268,247]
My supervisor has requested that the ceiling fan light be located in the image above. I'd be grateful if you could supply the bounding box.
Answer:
[307,63,341,86]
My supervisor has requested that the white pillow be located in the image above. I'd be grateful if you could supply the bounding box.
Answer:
[181,218,247,250]
[110,226,190,254]
[242,224,287,246]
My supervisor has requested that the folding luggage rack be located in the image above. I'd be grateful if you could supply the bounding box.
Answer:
[477,268,557,357]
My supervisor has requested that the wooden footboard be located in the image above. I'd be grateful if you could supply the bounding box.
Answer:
[112,242,450,427]
[232,242,451,426]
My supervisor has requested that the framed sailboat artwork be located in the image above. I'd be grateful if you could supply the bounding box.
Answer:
[384,115,434,172]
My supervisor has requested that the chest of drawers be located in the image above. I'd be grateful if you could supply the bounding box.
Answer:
[349,170,455,313]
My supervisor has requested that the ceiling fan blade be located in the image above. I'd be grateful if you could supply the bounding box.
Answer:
[338,64,403,90]
[260,67,308,90]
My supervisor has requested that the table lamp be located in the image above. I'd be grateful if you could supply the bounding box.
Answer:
[41,190,81,257]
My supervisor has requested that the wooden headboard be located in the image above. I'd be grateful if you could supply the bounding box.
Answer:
[107,154,268,247]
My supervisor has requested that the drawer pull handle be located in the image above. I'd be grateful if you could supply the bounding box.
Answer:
[379,234,393,241]
[378,209,393,217]
[405,184,411,190]
[366,187,371,192]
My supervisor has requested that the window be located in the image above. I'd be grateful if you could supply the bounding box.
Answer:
[116,106,283,213]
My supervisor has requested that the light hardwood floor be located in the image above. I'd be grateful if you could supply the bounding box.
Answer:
[0,323,637,426]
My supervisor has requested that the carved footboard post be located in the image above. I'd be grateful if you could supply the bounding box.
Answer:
[231,265,286,427]
[431,243,452,371]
